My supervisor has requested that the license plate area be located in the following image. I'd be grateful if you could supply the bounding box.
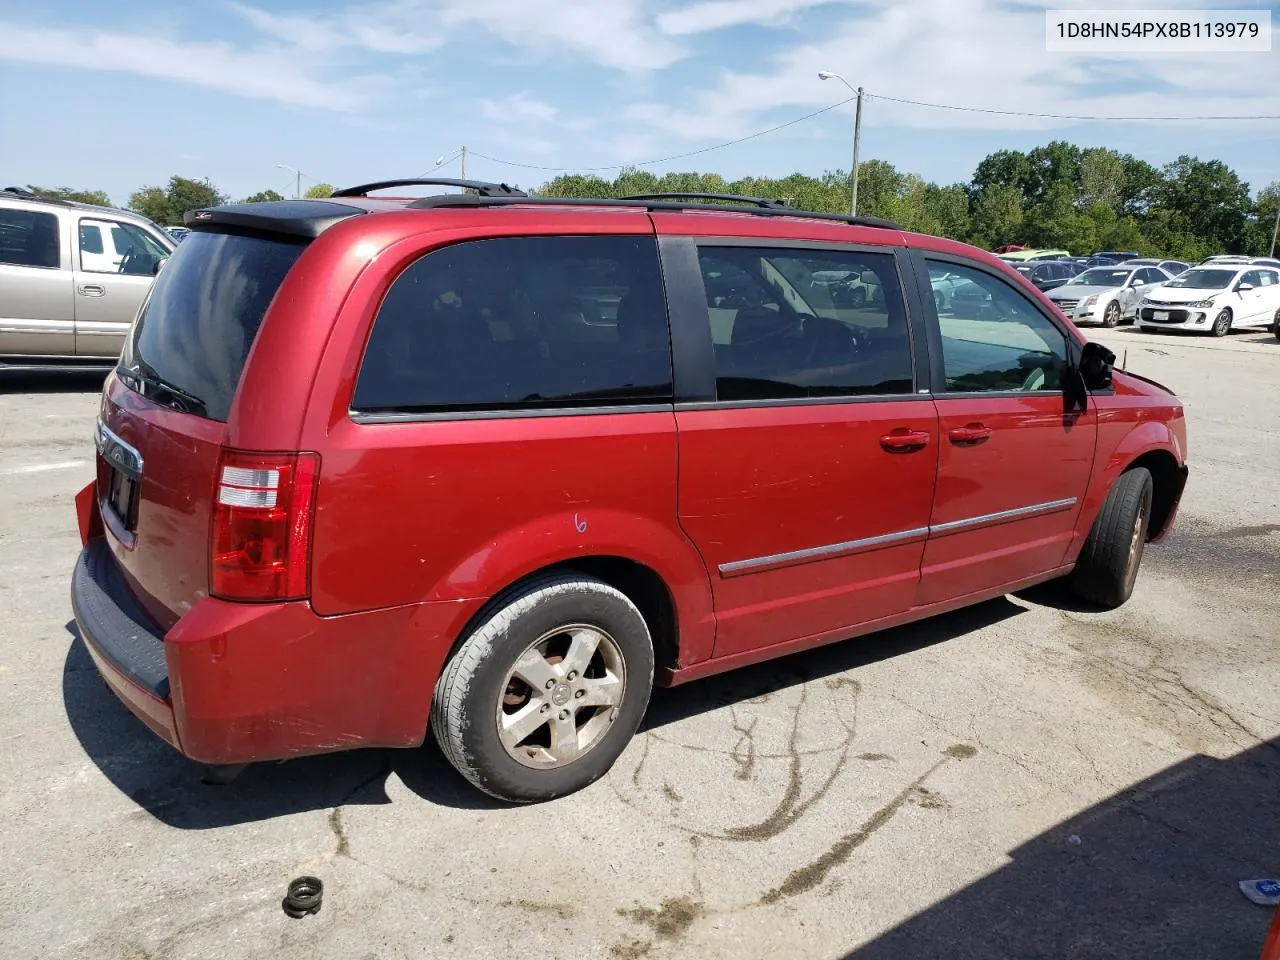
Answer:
[106,465,139,531]
[95,419,144,542]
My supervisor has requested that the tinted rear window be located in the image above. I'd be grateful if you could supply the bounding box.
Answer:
[120,231,305,421]
[352,235,673,415]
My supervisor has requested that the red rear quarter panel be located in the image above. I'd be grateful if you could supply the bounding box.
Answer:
[280,209,716,664]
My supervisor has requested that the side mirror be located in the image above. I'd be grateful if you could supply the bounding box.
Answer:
[1079,341,1115,389]
[1237,282,1255,292]
[152,257,169,276]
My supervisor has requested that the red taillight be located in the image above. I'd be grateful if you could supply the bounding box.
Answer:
[211,450,319,601]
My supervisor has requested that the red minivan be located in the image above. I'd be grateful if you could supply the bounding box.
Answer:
[72,181,1188,802]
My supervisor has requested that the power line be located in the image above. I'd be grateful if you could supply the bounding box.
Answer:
[466,88,1280,175]
[866,91,1280,122]
[468,95,857,173]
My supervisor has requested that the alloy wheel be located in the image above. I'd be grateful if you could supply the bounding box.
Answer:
[496,624,626,769]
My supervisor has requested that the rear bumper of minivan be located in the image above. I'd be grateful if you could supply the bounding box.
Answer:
[71,531,478,766]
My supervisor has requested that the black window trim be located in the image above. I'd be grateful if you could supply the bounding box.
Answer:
[907,248,1103,399]
[348,232,679,424]
[663,235,925,410]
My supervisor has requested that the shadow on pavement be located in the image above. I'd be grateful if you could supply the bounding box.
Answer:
[0,368,108,394]
[63,598,1027,828]
[847,735,1280,960]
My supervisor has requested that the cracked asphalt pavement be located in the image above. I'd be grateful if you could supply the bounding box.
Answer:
[1,326,1277,959]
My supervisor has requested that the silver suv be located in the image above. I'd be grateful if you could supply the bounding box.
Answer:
[0,188,174,367]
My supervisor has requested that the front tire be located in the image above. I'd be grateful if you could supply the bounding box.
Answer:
[431,573,654,803]
[1070,468,1153,609]
[1212,308,1232,337]
[1101,301,1121,328]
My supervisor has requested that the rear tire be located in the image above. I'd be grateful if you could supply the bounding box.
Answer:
[431,573,654,803]
[1272,307,1280,341]
[1070,468,1153,609]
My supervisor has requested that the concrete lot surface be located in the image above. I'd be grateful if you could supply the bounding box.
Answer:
[1,325,1277,959]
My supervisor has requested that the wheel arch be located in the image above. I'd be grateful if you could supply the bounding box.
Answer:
[440,555,689,684]
[1068,423,1187,562]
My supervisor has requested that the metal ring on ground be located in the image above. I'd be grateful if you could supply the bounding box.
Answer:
[282,876,323,918]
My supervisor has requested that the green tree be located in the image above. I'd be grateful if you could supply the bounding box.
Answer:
[1116,155,1162,217]
[304,183,337,199]
[1024,141,1082,205]
[969,183,1025,249]
[922,183,972,243]
[1078,148,1125,210]
[1157,155,1251,252]
[1243,181,1280,256]
[971,149,1033,202]
[25,185,112,206]
[128,176,226,225]
[242,189,285,204]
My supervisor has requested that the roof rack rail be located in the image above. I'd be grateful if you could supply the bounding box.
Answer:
[402,193,902,230]
[1,187,75,207]
[331,178,527,199]
[618,192,791,209]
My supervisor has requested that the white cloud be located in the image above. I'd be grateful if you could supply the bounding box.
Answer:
[233,0,683,73]
[627,0,1280,147]
[229,2,446,54]
[0,23,383,110]
[479,92,558,123]
[658,0,858,35]
[433,0,685,72]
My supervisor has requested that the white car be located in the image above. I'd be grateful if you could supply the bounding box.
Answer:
[1136,264,1280,336]
[1044,264,1172,327]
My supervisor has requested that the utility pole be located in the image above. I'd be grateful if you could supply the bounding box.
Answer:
[461,145,467,181]
[1271,194,1279,258]
[850,87,864,217]
[294,169,301,200]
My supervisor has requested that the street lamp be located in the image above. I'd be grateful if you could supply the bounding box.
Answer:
[819,71,864,217]
[276,163,304,200]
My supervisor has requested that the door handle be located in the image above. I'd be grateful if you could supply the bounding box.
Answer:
[76,284,105,297]
[948,423,992,445]
[879,428,931,453]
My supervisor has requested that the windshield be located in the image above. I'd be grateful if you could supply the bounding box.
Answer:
[1165,268,1236,290]
[119,231,306,421]
[1070,268,1131,287]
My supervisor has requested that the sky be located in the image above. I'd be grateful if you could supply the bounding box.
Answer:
[0,0,1277,207]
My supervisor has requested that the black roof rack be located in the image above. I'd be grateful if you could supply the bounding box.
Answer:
[618,192,792,209]
[405,192,901,230]
[331,178,527,199]
[1,186,74,207]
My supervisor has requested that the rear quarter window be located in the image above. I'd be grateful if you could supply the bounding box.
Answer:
[120,231,306,421]
[352,235,673,416]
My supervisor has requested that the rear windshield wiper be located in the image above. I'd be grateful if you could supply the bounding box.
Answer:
[119,362,208,416]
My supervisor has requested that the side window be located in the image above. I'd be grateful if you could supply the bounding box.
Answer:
[80,219,168,274]
[0,208,60,269]
[695,246,913,401]
[927,261,1068,394]
[79,224,104,255]
[1239,270,1261,288]
[353,235,673,414]
[1141,268,1164,285]
[1258,270,1278,286]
